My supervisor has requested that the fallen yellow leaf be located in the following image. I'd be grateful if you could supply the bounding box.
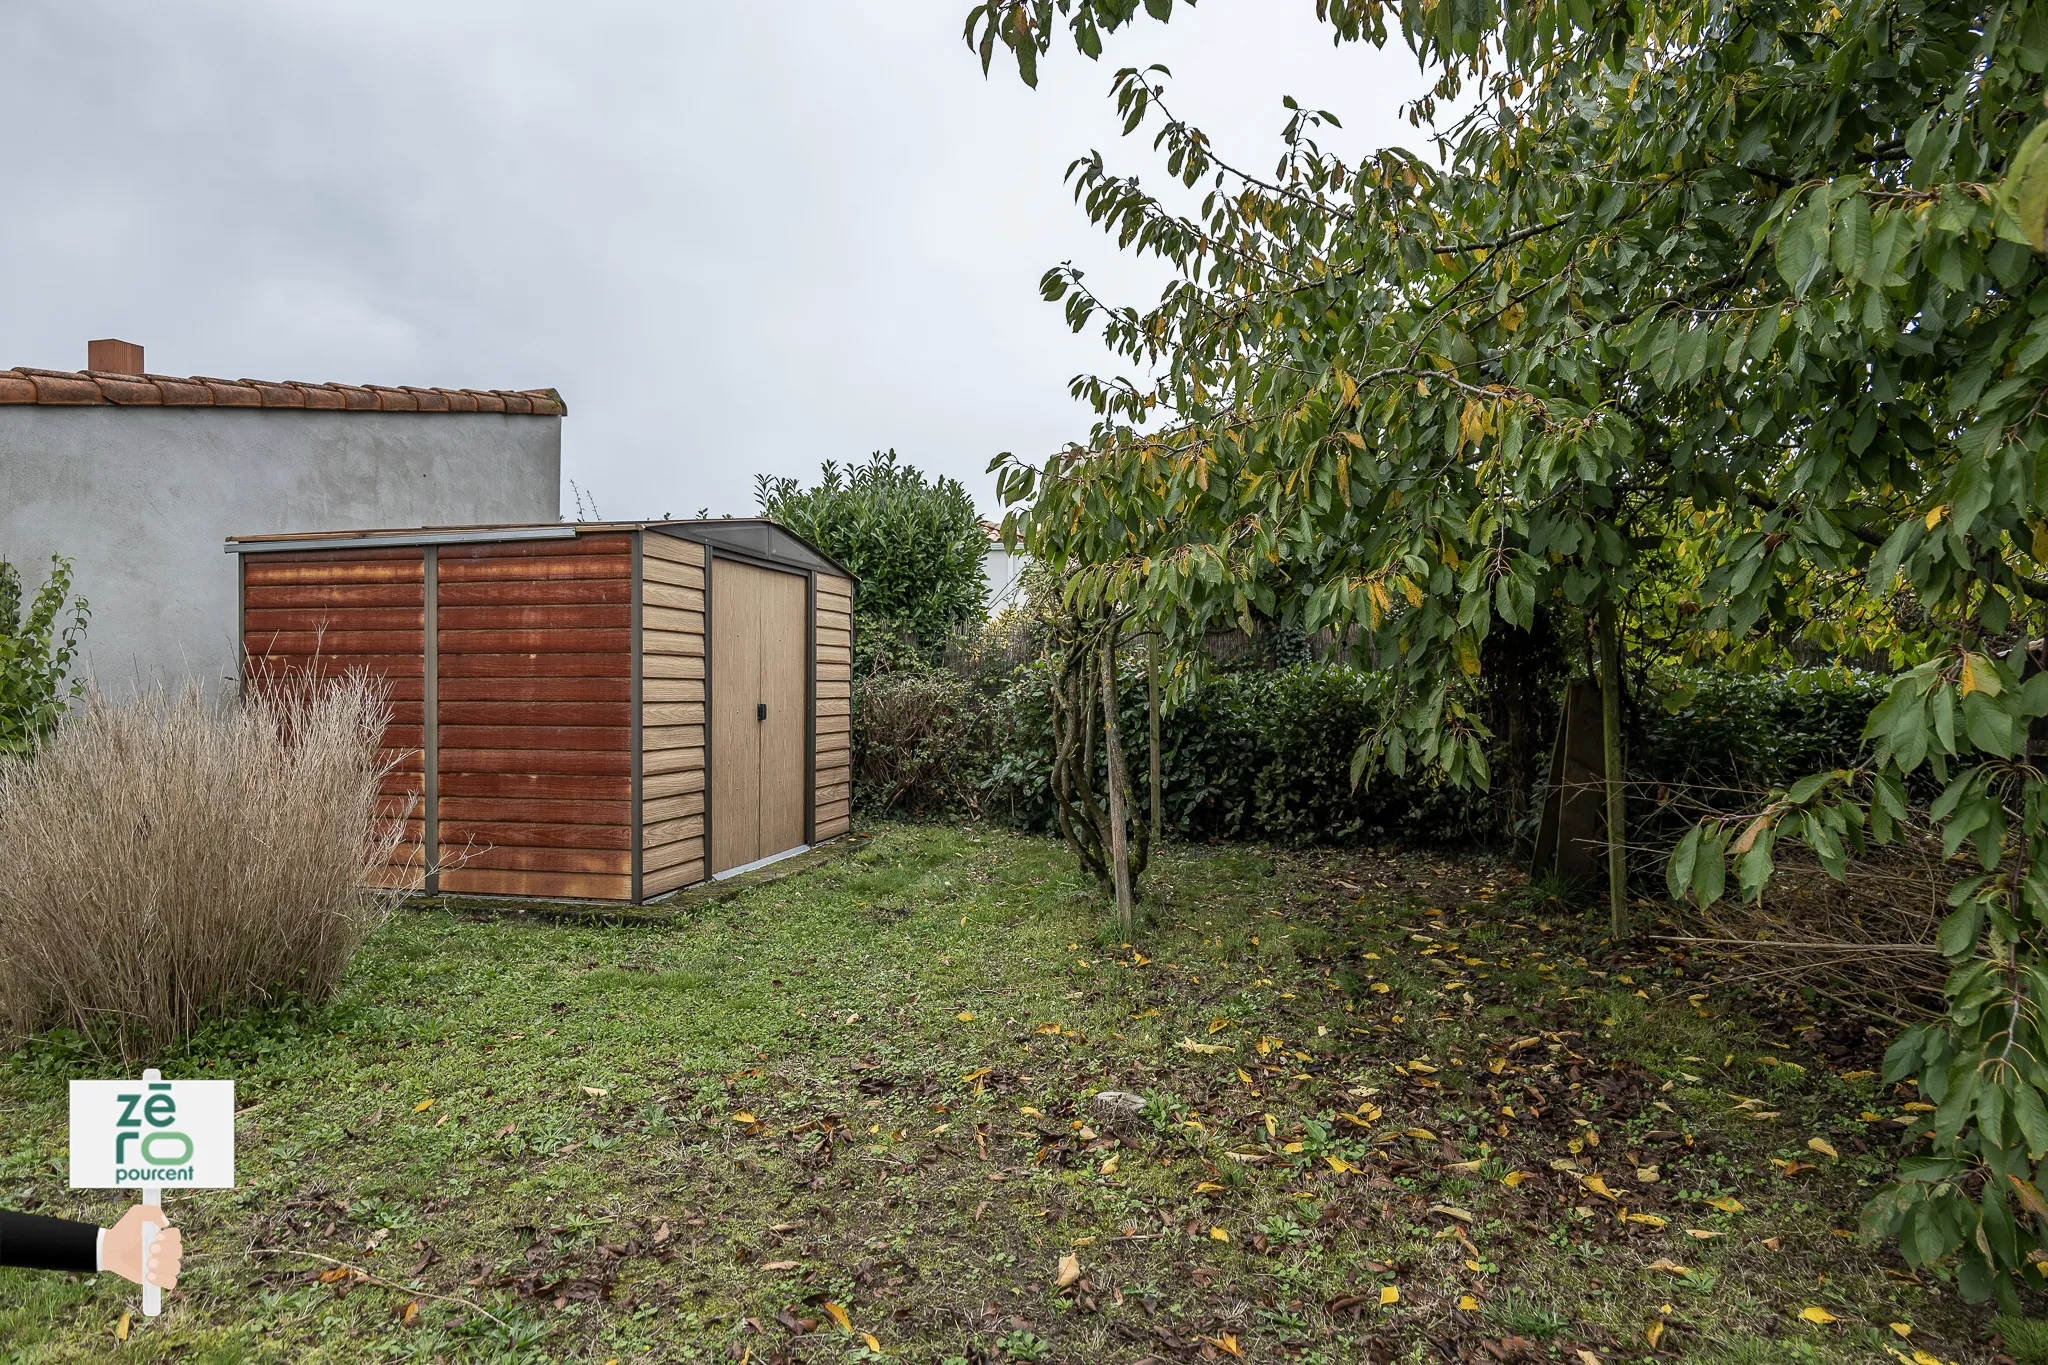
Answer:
[115,1312,130,1341]
[1099,1153,1120,1175]
[1807,1137,1839,1159]
[413,1098,434,1112]
[1178,1038,1235,1054]
[1459,1294,1480,1310]
[581,1087,608,1098]
[825,1302,852,1332]
[1380,1285,1400,1306]
[1206,1333,1244,1358]
[1684,1228,1722,1239]
[1056,1252,1081,1288]
[1645,1258,1692,1275]
[1210,1226,1230,1242]
[1889,1323,1913,1338]
[1625,1213,1668,1228]
[1646,1320,1665,1348]
[956,1011,976,1021]
[1327,1156,1358,1174]
[1445,1159,1484,1174]
[959,1067,991,1083]
[733,1111,757,1124]
[1798,1306,1838,1324]
[1430,1204,1475,1224]
[1583,1175,1617,1200]
[1404,1128,1438,1141]
[1705,1196,1745,1213]
[1502,1171,1529,1187]
[1192,1181,1225,1193]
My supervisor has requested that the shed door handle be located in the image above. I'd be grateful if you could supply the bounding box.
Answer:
[758,702,767,721]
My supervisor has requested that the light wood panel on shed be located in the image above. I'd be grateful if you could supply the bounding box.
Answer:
[639,531,709,896]
[813,572,854,842]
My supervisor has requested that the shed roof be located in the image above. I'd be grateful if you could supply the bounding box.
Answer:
[225,519,852,579]
[0,367,564,415]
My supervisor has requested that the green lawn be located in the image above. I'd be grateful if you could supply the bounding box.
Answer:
[0,823,2014,1363]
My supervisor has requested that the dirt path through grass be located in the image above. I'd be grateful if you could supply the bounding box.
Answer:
[0,825,2001,1363]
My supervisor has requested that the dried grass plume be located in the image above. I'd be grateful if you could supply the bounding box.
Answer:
[0,673,406,1058]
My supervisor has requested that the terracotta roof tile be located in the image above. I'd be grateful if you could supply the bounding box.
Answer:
[0,368,564,416]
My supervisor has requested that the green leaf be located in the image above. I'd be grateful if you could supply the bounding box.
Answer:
[1668,825,1703,901]
[1938,900,1985,960]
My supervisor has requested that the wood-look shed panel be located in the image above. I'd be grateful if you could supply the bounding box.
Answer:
[813,571,854,842]
[437,537,635,899]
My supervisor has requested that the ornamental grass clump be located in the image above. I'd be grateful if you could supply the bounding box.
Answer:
[0,673,405,1059]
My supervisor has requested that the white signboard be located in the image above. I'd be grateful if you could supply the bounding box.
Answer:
[69,1074,235,1191]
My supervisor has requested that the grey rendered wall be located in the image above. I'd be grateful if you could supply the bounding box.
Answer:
[0,406,560,691]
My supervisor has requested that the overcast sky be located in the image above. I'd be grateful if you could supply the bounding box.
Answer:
[2,3,1438,522]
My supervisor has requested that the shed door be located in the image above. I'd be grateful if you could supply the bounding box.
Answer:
[710,559,809,873]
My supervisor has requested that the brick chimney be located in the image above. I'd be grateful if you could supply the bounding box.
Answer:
[87,338,144,375]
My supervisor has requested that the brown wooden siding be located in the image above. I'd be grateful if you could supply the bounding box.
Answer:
[241,547,427,889]
[814,573,853,841]
[436,533,636,900]
[640,532,708,896]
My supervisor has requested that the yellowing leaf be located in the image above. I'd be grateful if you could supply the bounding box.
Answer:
[1210,1226,1230,1242]
[414,1098,435,1112]
[1645,1258,1692,1275]
[1206,1334,1244,1358]
[1926,504,1946,530]
[1430,1204,1476,1224]
[861,1333,882,1352]
[1035,1022,1063,1035]
[1099,1153,1120,1175]
[1018,1106,1042,1117]
[1807,1137,1839,1159]
[1889,1323,1913,1338]
[1327,1156,1358,1174]
[1056,1252,1081,1288]
[1625,1213,1668,1228]
[115,1312,131,1341]
[1582,1175,1616,1200]
[1445,1159,1484,1174]
[1178,1038,1235,1054]
[1646,1320,1665,1348]
[733,1111,757,1124]
[956,1011,976,1022]
[1685,1228,1723,1239]
[1502,1171,1529,1187]
[824,1301,852,1332]
[1798,1306,1838,1325]
[1459,1294,1480,1310]
[959,1067,991,1083]
[1404,1128,1438,1141]
[1193,1181,1225,1193]
[1379,1285,1400,1306]
[1706,1196,1745,1213]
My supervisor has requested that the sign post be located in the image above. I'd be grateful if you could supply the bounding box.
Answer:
[70,1068,234,1316]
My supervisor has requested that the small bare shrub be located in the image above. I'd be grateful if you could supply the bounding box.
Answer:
[0,673,406,1058]
[852,666,989,815]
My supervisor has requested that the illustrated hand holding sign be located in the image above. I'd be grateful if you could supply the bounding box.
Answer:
[70,1068,233,1316]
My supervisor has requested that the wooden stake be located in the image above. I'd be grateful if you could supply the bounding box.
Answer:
[1101,622,1134,937]
[1146,632,1162,848]
[1597,597,1627,942]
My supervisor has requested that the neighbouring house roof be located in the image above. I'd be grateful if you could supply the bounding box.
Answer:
[0,367,565,415]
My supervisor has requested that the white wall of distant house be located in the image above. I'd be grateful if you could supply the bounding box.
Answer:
[982,541,1028,613]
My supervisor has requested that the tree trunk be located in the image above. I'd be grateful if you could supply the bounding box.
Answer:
[1147,631,1162,848]
[1597,597,1628,942]
[1101,621,1135,937]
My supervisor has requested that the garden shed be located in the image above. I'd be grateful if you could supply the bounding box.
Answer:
[227,520,853,902]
